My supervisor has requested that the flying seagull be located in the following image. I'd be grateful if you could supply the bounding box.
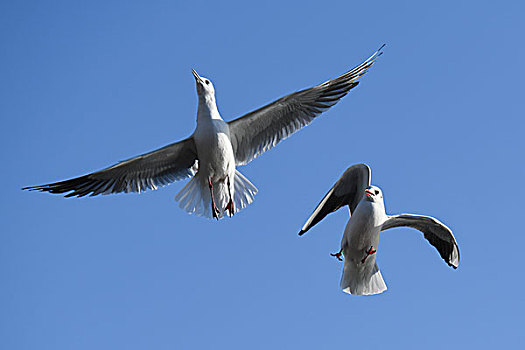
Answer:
[23,46,384,219]
[299,164,459,295]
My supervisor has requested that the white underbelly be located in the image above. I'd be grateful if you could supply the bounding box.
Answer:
[342,203,383,263]
[345,220,380,249]
[194,122,235,181]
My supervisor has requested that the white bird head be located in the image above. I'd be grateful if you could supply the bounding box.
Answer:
[192,69,215,99]
[364,185,384,204]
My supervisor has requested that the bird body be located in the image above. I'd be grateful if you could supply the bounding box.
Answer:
[339,188,388,295]
[192,118,236,212]
[24,47,384,219]
[193,117,234,181]
[343,198,384,264]
[300,164,459,295]
[189,71,238,218]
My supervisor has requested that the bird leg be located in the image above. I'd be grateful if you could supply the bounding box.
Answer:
[208,178,220,220]
[224,175,234,217]
[330,249,343,261]
[361,246,377,264]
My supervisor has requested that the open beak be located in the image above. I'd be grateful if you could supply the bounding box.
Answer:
[364,190,373,198]
[192,69,203,84]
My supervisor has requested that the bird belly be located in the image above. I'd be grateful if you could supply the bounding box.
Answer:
[344,224,380,263]
[198,136,235,182]
[194,120,236,181]
[342,203,383,264]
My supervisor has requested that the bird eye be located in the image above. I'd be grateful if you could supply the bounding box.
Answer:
[205,80,210,85]
[375,190,379,195]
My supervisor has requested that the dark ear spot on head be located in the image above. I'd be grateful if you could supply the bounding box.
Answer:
[375,189,380,195]
[205,80,210,85]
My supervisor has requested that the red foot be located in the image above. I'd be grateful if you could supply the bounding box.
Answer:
[209,179,220,220]
[225,199,234,217]
[361,246,377,264]
[330,250,343,261]
[211,204,220,220]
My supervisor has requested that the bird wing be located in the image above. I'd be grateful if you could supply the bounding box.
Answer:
[381,214,460,269]
[299,163,371,235]
[228,46,383,166]
[23,138,198,197]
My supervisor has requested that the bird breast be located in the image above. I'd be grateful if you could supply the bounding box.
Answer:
[343,201,385,255]
[194,118,235,178]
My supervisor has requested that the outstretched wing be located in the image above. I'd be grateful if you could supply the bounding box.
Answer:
[381,214,460,269]
[299,163,371,235]
[23,138,198,197]
[228,45,384,166]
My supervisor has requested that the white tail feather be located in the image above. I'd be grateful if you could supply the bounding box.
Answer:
[232,170,258,212]
[175,170,258,218]
[341,260,387,296]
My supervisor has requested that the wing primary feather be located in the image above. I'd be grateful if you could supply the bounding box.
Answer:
[23,138,198,198]
[299,164,371,235]
[380,214,459,269]
[228,47,384,166]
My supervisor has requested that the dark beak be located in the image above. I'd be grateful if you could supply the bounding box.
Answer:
[192,69,203,84]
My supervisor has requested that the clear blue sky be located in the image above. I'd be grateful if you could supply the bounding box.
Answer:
[1,0,524,349]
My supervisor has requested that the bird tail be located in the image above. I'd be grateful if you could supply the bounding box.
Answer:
[232,170,258,213]
[340,260,387,296]
[175,174,209,217]
[175,170,257,219]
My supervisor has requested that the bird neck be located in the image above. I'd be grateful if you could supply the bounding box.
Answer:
[197,94,222,122]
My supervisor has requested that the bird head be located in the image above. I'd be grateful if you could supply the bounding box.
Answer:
[364,185,383,203]
[192,69,215,99]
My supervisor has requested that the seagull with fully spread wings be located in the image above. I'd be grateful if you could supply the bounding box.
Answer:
[24,47,383,219]
[299,164,459,295]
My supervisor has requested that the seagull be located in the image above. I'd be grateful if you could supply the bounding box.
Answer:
[23,46,384,219]
[299,164,459,295]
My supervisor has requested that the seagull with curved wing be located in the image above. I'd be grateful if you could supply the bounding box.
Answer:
[24,46,383,219]
[299,163,459,295]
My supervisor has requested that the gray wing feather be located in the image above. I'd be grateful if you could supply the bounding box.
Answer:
[381,214,460,269]
[228,46,384,166]
[23,138,198,197]
[299,164,371,235]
